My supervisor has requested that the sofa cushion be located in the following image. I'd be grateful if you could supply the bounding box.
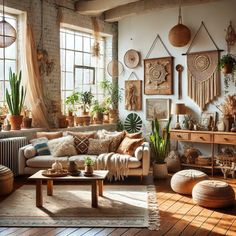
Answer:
[48,136,77,157]
[125,131,143,139]
[74,136,89,154]
[67,131,97,139]
[87,138,110,155]
[117,137,144,156]
[26,156,69,168]
[36,131,63,140]
[24,145,37,159]
[34,142,50,156]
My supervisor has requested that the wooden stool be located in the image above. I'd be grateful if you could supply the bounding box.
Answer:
[192,180,235,208]
[0,165,14,196]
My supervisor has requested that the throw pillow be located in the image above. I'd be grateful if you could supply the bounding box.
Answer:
[134,145,145,160]
[87,138,110,155]
[48,136,77,157]
[117,137,144,156]
[125,131,143,139]
[74,136,89,154]
[24,145,37,159]
[67,131,97,139]
[30,137,48,145]
[103,131,125,152]
[34,142,51,156]
[36,131,63,140]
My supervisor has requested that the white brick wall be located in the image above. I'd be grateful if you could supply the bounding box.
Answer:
[4,0,118,127]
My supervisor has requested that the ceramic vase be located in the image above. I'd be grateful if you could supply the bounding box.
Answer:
[52,160,63,172]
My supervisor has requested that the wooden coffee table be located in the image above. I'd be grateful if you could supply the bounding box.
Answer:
[28,170,109,208]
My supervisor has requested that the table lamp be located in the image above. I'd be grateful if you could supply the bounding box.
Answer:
[171,103,186,129]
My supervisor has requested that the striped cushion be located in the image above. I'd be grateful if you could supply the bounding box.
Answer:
[34,142,50,156]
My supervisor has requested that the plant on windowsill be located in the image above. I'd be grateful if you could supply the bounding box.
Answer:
[6,69,26,130]
[91,100,106,124]
[65,91,80,116]
[84,157,94,176]
[149,116,172,179]
[100,78,123,123]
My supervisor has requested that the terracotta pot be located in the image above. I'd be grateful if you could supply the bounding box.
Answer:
[222,63,233,74]
[103,113,109,123]
[83,115,91,126]
[93,112,103,124]
[76,116,84,126]
[66,115,74,127]
[22,117,32,128]
[109,109,118,123]
[9,115,23,130]
[153,162,168,179]
[58,116,68,128]
[84,165,93,175]
[68,111,73,116]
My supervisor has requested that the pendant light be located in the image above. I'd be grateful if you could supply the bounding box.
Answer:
[0,0,16,48]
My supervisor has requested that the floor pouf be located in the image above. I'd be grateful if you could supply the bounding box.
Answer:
[0,165,14,196]
[170,169,209,195]
[192,180,235,208]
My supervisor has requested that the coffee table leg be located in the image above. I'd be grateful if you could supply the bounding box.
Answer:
[36,180,43,207]
[47,180,53,196]
[91,180,98,208]
[98,180,103,196]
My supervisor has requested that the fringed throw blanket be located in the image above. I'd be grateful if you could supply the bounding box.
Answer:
[187,50,220,111]
[97,153,130,181]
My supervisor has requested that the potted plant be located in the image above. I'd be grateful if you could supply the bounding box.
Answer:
[65,91,79,116]
[6,69,26,130]
[91,100,106,124]
[219,54,236,75]
[100,78,123,123]
[84,157,94,176]
[149,116,172,179]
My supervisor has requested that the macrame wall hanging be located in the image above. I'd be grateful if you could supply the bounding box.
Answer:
[125,72,142,111]
[144,34,173,95]
[184,22,221,111]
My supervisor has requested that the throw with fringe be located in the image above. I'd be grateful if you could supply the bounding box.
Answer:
[187,50,220,110]
[97,153,130,181]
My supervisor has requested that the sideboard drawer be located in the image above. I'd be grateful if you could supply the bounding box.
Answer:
[170,132,189,141]
[214,134,236,145]
[191,133,212,143]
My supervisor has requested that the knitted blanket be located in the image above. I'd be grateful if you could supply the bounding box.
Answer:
[96,153,130,181]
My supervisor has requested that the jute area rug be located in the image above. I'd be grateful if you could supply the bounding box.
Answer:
[0,185,159,230]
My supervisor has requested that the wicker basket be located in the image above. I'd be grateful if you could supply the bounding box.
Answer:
[0,165,14,196]
[195,156,211,166]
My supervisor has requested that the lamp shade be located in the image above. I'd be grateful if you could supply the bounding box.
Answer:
[0,20,16,48]
[171,103,186,115]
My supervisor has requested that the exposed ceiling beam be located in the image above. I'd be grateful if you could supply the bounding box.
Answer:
[74,0,140,16]
[104,0,222,22]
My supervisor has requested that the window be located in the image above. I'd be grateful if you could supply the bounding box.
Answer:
[60,28,105,113]
[0,13,17,106]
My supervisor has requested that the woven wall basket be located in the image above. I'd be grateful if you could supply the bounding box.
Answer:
[169,23,191,47]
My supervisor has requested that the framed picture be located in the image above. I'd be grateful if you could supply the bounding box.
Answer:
[199,111,216,130]
[125,80,142,111]
[144,57,173,95]
[146,98,171,120]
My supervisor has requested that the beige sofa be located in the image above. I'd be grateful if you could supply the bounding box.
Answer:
[18,141,150,180]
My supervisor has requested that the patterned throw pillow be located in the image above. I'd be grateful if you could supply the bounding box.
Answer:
[36,131,63,140]
[74,136,89,154]
[87,138,111,155]
[117,137,144,156]
[103,131,125,152]
[125,131,143,139]
[34,142,51,156]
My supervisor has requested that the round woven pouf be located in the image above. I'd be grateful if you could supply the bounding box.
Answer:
[192,180,235,208]
[0,165,14,196]
[170,169,209,195]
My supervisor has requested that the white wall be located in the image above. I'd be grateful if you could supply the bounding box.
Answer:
[118,0,236,152]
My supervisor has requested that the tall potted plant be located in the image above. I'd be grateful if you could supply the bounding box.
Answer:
[6,69,26,130]
[149,117,172,179]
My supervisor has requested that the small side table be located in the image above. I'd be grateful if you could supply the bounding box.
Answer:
[0,165,14,196]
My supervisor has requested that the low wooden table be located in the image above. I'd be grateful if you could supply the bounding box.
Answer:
[28,170,109,208]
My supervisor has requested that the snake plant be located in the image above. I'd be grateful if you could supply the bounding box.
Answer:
[149,116,172,164]
[6,69,26,116]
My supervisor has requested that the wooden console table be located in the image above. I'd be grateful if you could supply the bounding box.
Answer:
[170,130,236,176]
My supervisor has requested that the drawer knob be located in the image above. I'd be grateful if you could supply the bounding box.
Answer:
[200,136,204,140]
[177,135,182,138]
[224,137,228,141]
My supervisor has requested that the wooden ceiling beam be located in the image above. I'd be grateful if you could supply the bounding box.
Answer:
[74,0,140,16]
[104,0,222,22]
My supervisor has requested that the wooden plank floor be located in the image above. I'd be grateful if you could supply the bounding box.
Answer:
[0,175,235,236]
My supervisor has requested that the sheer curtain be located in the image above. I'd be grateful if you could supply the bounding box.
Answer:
[20,14,49,128]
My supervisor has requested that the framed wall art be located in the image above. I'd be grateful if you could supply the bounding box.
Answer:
[146,98,171,120]
[144,57,173,95]
[125,80,142,111]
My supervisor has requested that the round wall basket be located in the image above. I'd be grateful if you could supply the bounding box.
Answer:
[107,59,124,77]
[169,23,191,47]
[124,49,140,69]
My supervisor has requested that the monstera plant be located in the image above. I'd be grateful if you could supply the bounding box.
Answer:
[6,69,26,130]
[124,113,142,133]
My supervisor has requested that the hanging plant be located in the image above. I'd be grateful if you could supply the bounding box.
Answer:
[219,54,236,75]
[124,113,142,133]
